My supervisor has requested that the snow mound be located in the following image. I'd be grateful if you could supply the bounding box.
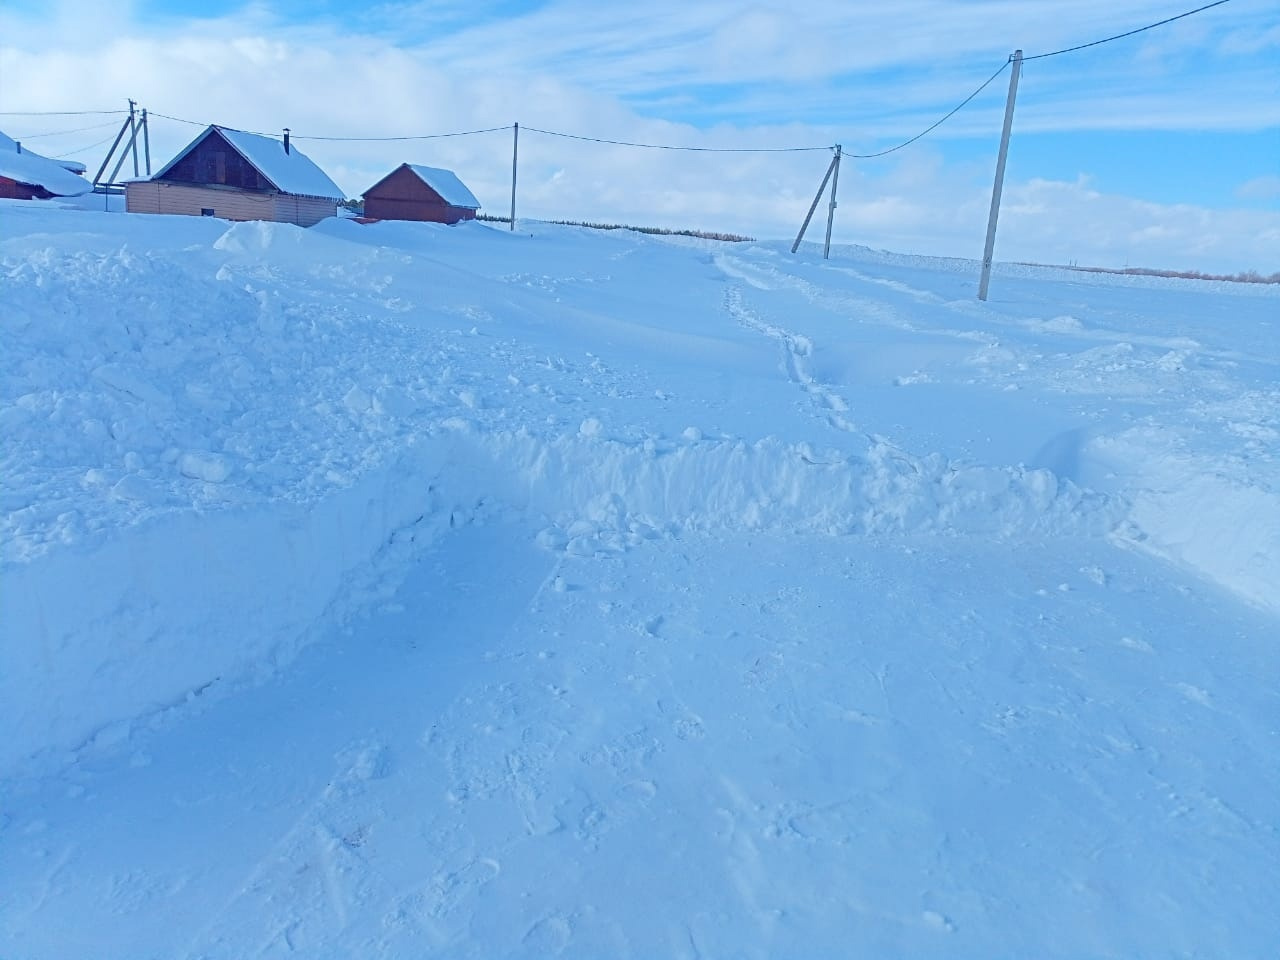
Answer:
[480,430,1117,548]
[2,203,1275,780]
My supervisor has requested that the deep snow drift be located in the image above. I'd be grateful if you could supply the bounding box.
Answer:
[1,203,1277,958]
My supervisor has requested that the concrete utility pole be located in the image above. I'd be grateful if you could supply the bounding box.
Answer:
[791,149,838,254]
[94,110,133,186]
[510,122,519,231]
[108,110,144,186]
[978,50,1022,301]
[823,144,842,260]
[141,109,151,175]
[128,99,139,178]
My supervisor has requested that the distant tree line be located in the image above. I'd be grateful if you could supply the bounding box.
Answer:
[1047,263,1280,285]
[477,213,753,242]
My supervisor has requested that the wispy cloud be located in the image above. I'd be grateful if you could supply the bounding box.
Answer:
[1237,174,1280,201]
[0,0,1276,272]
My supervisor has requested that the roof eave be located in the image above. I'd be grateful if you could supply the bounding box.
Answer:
[359,162,411,199]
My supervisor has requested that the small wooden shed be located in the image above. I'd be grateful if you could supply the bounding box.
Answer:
[361,163,480,224]
[0,130,92,200]
[126,125,343,227]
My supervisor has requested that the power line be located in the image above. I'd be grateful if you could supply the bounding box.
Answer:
[147,111,824,153]
[53,133,124,158]
[522,126,832,153]
[0,109,128,117]
[846,61,1011,159]
[29,0,1239,169]
[149,111,511,142]
[845,0,1236,158]
[1023,0,1233,60]
[8,120,124,140]
[147,112,206,127]
[295,125,513,142]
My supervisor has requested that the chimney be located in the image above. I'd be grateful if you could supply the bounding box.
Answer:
[15,141,20,154]
[283,128,290,155]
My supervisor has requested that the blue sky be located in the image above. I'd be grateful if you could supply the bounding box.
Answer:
[1,0,1277,271]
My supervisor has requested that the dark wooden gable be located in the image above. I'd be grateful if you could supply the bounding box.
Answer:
[366,165,447,205]
[157,129,274,192]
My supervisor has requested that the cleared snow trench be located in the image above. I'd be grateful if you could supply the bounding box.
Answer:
[1,424,1118,778]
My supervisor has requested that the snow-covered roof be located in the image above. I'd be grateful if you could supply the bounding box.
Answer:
[0,131,87,175]
[152,125,344,200]
[401,163,481,209]
[0,131,92,196]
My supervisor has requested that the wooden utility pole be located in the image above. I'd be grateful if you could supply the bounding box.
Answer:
[791,149,838,254]
[978,50,1022,301]
[823,144,842,260]
[510,122,518,231]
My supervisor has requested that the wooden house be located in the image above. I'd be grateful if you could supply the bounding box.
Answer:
[125,125,343,227]
[361,163,480,224]
[0,130,92,200]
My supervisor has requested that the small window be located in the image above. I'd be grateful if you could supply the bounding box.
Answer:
[200,208,215,217]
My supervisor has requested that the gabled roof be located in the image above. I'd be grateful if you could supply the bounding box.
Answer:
[0,131,87,175]
[365,163,480,209]
[0,130,92,196]
[151,125,344,200]
[407,164,480,209]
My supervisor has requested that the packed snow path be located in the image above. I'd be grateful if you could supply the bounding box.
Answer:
[7,522,1279,958]
[2,206,1278,956]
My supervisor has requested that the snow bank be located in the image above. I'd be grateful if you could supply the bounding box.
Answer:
[0,417,1114,776]
[0,439,458,776]
[469,428,1118,546]
[1088,427,1280,612]
[2,204,1275,777]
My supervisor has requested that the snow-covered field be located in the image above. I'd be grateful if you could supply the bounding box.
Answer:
[2,202,1277,958]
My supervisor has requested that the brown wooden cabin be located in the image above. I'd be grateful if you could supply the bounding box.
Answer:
[361,163,480,224]
[0,132,92,200]
[0,177,54,200]
[126,125,344,227]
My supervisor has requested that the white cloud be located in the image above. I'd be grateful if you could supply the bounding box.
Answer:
[0,1,1276,273]
[986,178,1280,274]
[1237,175,1280,201]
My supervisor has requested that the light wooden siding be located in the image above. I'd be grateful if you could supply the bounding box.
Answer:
[124,181,162,213]
[273,194,338,227]
[125,181,335,226]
